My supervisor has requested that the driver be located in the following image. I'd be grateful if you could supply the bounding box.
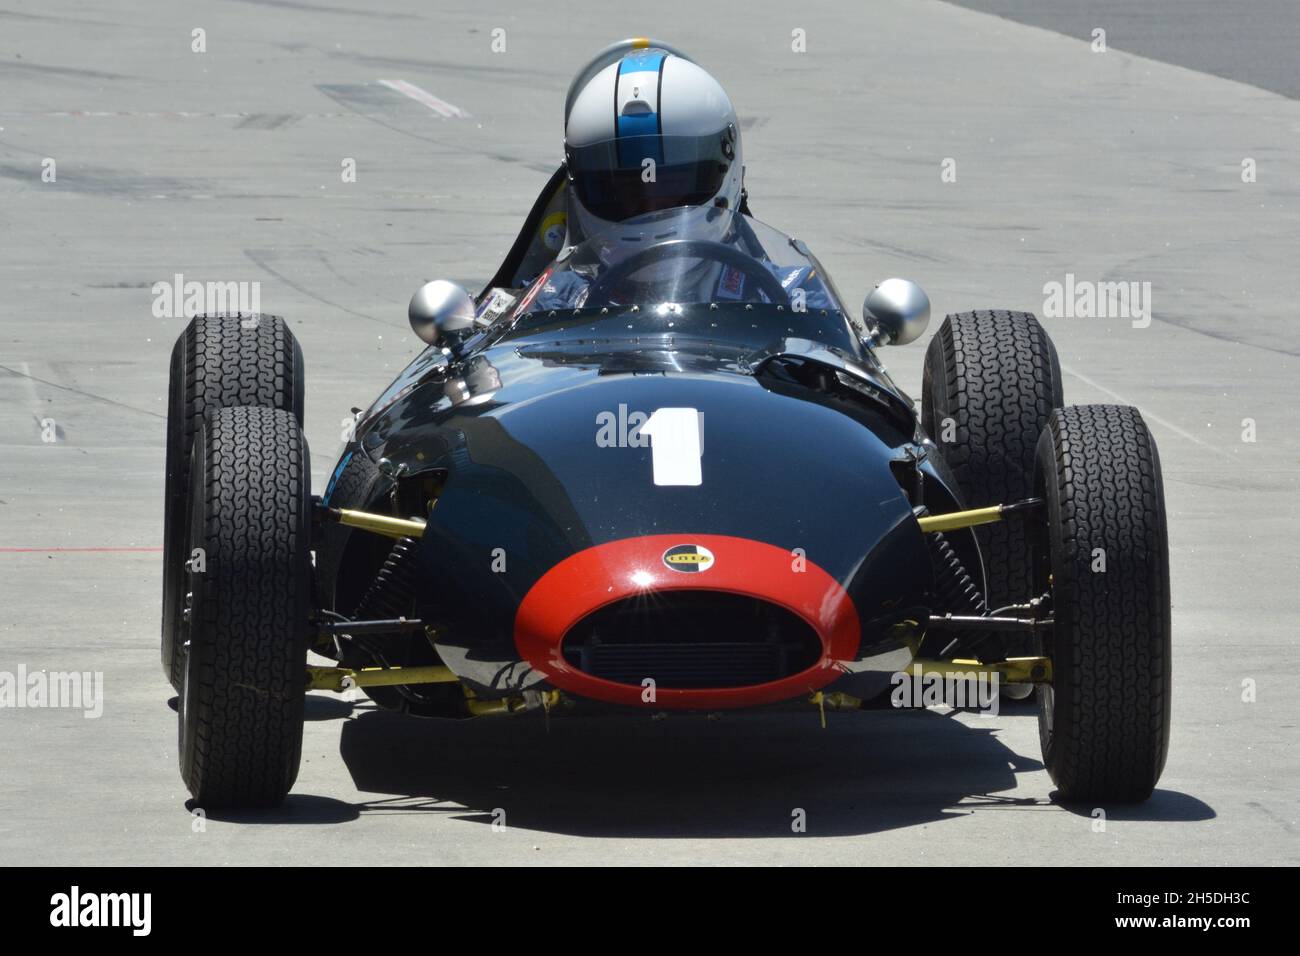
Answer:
[532,47,833,312]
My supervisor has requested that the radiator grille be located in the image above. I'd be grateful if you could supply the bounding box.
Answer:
[561,592,821,690]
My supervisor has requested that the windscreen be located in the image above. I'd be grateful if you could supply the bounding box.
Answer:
[513,207,844,317]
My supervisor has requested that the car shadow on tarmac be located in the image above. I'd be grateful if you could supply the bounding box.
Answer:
[221,697,1212,837]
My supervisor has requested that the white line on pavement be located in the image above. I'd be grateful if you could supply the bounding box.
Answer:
[1061,364,1231,459]
[377,79,471,119]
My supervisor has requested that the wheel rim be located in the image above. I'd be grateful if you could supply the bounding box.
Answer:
[179,639,192,748]
[1031,459,1057,750]
[178,438,202,763]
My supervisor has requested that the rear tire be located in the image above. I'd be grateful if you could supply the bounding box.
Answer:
[162,314,304,690]
[921,310,1062,658]
[178,406,311,809]
[1034,405,1171,803]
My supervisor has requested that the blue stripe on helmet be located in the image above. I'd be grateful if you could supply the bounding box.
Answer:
[618,49,666,76]
[615,50,666,168]
[616,112,662,166]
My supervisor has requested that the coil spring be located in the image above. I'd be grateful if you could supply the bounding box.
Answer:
[928,531,986,615]
[347,536,428,709]
[353,536,419,620]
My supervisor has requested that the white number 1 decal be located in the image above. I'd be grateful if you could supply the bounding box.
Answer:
[641,408,703,486]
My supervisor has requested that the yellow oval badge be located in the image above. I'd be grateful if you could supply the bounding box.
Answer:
[662,543,715,573]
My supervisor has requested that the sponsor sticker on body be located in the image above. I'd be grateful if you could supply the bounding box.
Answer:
[662,543,715,572]
[715,264,746,300]
[474,287,518,326]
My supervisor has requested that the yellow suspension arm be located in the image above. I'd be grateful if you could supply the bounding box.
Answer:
[916,505,1003,533]
[329,508,427,540]
[915,497,1042,534]
[905,656,1052,684]
[306,664,456,692]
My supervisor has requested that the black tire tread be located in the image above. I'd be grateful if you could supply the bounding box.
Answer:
[162,313,303,689]
[181,406,309,809]
[1037,404,1171,803]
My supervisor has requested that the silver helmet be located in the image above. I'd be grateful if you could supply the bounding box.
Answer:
[563,45,743,250]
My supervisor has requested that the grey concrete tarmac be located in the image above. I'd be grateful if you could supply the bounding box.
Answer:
[1,0,1296,865]
[946,0,1300,100]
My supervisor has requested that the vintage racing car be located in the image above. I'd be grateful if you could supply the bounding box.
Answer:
[159,47,1171,812]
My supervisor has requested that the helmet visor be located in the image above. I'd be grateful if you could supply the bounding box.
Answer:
[567,132,735,223]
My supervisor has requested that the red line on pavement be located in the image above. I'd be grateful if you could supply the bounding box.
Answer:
[0,547,163,553]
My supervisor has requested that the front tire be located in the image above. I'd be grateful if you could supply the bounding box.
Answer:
[178,406,311,809]
[1034,405,1171,803]
[162,314,304,690]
